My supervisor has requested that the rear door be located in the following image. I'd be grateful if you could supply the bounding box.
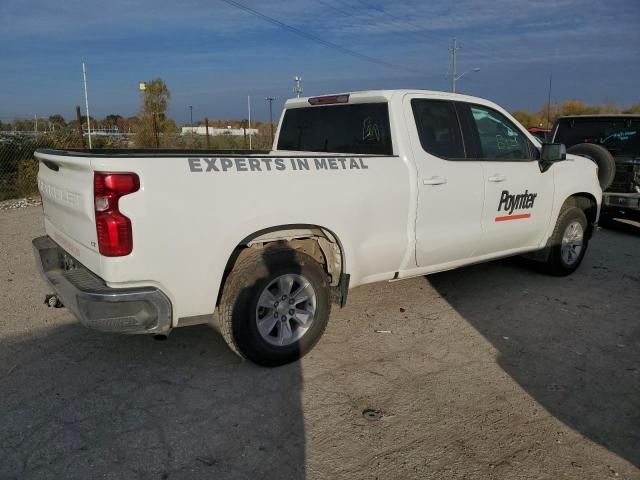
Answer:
[458,103,554,255]
[406,96,484,268]
[35,150,100,270]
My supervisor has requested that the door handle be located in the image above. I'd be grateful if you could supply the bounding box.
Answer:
[423,176,447,186]
[488,174,506,182]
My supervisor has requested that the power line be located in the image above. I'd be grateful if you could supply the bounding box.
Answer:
[310,0,446,74]
[218,0,424,75]
[325,0,434,45]
[313,0,351,16]
[351,0,432,40]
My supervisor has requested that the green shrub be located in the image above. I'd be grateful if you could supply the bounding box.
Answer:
[15,157,39,197]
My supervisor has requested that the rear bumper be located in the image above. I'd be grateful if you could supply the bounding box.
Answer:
[32,235,172,334]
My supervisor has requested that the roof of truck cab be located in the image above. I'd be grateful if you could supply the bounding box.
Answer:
[283,89,500,109]
[557,114,640,119]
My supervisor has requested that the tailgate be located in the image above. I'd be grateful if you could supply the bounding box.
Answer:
[35,150,100,272]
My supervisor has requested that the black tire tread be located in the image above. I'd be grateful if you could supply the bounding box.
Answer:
[543,205,588,276]
[218,245,331,363]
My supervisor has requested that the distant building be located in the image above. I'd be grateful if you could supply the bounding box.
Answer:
[181,126,259,136]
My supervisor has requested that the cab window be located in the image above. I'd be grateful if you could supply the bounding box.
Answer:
[411,99,465,160]
[468,105,532,161]
[277,103,393,155]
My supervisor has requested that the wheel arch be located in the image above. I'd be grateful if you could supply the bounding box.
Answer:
[562,192,599,238]
[217,224,348,307]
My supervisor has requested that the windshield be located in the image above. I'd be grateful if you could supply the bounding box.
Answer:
[277,103,393,155]
[555,118,640,157]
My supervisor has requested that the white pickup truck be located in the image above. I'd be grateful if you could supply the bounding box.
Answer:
[33,90,602,366]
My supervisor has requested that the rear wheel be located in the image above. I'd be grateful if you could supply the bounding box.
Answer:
[218,246,331,367]
[542,206,589,276]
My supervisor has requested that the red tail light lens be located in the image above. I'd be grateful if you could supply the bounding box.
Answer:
[94,172,140,256]
[308,94,350,105]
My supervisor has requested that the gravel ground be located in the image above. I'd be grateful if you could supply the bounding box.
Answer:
[0,196,41,211]
[1,205,639,480]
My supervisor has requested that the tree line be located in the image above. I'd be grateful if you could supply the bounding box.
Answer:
[4,83,639,136]
[512,100,640,129]
[0,77,272,148]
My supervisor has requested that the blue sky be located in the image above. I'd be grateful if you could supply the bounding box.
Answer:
[0,0,638,123]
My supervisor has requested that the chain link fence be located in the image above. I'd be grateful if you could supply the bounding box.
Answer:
[0,129,273,201]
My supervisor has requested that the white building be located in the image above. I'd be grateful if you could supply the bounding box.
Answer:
[181,126,259,136]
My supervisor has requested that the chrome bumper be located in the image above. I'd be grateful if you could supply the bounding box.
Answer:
[32,235,172,334]
[603,192,640,211]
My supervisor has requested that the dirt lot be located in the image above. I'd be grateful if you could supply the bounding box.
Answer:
[1,205,638,480]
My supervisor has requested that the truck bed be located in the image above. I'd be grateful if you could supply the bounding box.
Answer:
[35,148,388,158]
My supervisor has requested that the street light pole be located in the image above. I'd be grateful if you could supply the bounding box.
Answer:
[451,38,459,93]
[82,62,92,148]
[455,68,481,83]
[247,95,252,150]
[188,105,193,127]
[451,39,480,93]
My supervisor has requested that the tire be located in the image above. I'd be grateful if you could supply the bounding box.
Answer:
[218,245,331,367]
[567,143,616,191]
[542,206,589,276]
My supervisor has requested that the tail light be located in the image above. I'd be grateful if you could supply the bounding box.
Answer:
[308,94,349,105]
[94,172,140,256]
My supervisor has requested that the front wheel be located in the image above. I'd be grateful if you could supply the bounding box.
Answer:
[542,206,589,276]
[218,246,331,367]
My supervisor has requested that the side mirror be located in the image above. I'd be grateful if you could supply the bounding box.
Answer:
[540,143,566,162]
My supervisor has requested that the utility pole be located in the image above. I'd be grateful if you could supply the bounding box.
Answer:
[188,105,193,126]
[34,114,38,134]
[266,96,276,143]
[294,76,303,98]
[247,95,252,150]
[242,119,247,148]
[152,113,159,148]
[82,62,92,148]
[450,38,459,93]
[204,117,210,148]
[546,74,553,129]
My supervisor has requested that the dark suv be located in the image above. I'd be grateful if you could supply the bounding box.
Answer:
[551,115,640,221]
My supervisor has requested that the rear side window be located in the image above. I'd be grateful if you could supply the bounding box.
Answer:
[277,103,393,155]
[411,99,465,159]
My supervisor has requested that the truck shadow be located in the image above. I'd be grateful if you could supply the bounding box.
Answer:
[0,324,306,479]
[600,218,640,237]
[427,256,640,468]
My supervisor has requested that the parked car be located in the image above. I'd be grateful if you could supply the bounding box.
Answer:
[527,127,551,142]
[33,90,601,366]
[550,115,640,222]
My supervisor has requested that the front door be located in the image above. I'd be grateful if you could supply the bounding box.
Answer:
[406,96,484,268]
[460,103,554,255]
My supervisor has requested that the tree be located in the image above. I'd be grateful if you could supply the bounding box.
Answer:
[622,103,640,114]
[48,114,66,128]
[599,99,619,114]
[135,78,171,147]
[512,111,543,128]
[104,114,123,129]
[556,100,599,117]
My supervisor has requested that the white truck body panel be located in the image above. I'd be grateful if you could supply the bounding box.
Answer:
[34,89,602,328]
